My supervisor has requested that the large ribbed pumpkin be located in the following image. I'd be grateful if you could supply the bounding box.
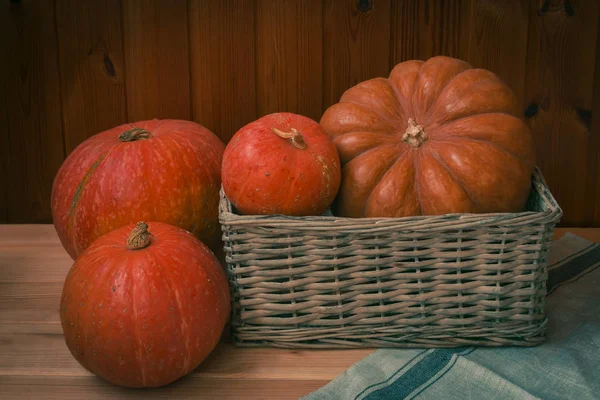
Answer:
[51,119,224,259]
[60,221,230,388]
[319,56,536,218]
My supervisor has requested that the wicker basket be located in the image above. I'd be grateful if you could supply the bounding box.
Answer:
[218,167,562,348]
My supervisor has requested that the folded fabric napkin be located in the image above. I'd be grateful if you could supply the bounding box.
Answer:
[302,233,600,400]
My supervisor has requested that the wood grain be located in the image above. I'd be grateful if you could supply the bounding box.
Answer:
[0,224,61,246]
[524,0,599,227]
[0,282,64,324]
[592,3,600,226]
[0,0,65,223]
[323,0,392,109]
[256,0,323,122]
[55,0,128,154]
[122,0,191,121]
[0,255,70,282]
[0,7,9,223]
[461,0,530,111]
[390,0,471,63]
[0,332,371,381]
[188,0,256,143]
[0,375,327,400]
[390,0,529,110]
[1,1,599,225]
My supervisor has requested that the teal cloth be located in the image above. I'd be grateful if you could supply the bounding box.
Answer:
[302,233,600,400]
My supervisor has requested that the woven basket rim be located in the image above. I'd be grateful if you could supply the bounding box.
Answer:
[219,167,562,231]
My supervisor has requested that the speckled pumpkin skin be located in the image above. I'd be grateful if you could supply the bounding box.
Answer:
[51,119,225,259]
[59,222,230,388]
[221,112,341,216]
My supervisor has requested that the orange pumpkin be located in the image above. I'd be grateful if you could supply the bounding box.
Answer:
[51,119,224,259]
[222,112,341,216]
[319,56,536,218]
[60,221,230,388]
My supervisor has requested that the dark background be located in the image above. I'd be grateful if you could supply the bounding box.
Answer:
[1,0,598,226]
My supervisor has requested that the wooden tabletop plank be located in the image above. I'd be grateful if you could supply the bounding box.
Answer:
[0,376,327,400]
[0,224,62,246]
[0,282,63,326]
[0,331,371,380]
[1,225,599,399]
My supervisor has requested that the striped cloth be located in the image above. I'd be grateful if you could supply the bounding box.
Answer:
[302,233,600,400]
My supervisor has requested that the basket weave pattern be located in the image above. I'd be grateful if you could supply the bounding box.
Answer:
[219,168,562,348]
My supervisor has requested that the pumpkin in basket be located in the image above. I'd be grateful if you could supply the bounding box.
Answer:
[51,119,225,259]
[60,221,230,388]
[319,56,536,218]
[222,112,341,216]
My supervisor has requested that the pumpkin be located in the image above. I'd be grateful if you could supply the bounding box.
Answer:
[319,56,536,218]
[51,119,225,259]
[221,112,341,216]
[59,221,230,388]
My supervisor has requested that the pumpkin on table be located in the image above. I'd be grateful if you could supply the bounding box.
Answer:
[221,112,341,216]
[59,221,230,388]
[51,119,225,259]
[319,56,536,218]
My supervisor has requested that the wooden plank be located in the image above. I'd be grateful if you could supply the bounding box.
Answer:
[188,0,256,143]
[0,0,66,223]
[55,0,128,155]
[0,9,8,223]
[0,322,62,336]
[190,343,373,381]
[0,282,64,324]
[0,251,70,282]
[524,0,599,227]
[323,0,392,109]
[592,4,600,226]
[0,333,76,376]
[122,0,191,121]
[0,224,61,246]
[461,0,529,111]
[0,333,371,381]
[389,0,471,63]
[389,1,528,109]
[256,0,323,122]
[0,376,326,400]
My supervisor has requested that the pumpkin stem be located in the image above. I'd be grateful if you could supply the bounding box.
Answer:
[402,118,428,148]
[271,127,308,150]
[126,222,153,250]
[119,127,152,142]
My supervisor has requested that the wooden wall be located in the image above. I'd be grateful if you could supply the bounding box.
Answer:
[1,0,599,226]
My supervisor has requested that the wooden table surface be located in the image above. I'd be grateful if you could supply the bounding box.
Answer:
[1,225,599,399]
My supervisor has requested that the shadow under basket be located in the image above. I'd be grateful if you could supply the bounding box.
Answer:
[218,167,563,349]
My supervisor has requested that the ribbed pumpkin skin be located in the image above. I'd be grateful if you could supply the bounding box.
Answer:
[59,222,230,388]
[319,56,536,218]
[51,119,225,259]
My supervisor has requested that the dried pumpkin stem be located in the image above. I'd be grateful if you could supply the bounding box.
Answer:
[126,222,153,250]
[119,127,152,142]
[271,127,308,150]
[402,118,428,148]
